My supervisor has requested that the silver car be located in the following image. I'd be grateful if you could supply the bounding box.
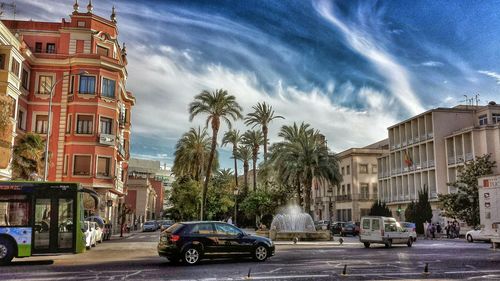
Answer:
[143,221,157,232]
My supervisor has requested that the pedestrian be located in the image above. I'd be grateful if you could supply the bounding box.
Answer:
[227,216,233,225]
[445,221,450,238]
[436,223,442,234]
[455,222,461,238]
[430,223,436,239]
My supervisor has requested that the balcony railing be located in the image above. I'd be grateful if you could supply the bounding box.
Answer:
[448,156,456,165]
[402,141,407,147]
[429,160,435,167]
[422,161,428,168]
[465,153,474,161]
[335,195,352,202]
[428,132,434,139]
[456,154,464,163]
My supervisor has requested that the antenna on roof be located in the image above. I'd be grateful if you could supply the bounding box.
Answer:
[474,94,480,106]
[0,2,17,20]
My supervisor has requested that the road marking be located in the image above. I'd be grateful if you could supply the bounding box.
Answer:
[445,269,500,274]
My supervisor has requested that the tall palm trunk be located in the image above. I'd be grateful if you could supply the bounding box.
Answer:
[202,124,219,220]
[243,160,249,195]
[296,172,302,207]
[252,152,257,191]
[233,147,238,187]
[263,125,268,162]
[304,175,313,217]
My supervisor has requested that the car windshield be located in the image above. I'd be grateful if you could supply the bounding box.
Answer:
[145,221,155,225]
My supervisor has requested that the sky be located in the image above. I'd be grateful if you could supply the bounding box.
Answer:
[10,0,500,169]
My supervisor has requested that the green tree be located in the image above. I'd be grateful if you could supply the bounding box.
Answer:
[235,145,252,195]
[244,102,284,162]
[172,127,214,181]
[222,129,242,187]
[11,133,45,180]
[439,154,496,227]
[239,189,275,223]
[414,187,433,234]
[268,122,341,216]
[169,177,202,221]
[205,169,236,220]
[369,201,392,217]
[404,201,417,224]
[189,89,243,220]
[241,130,264,192]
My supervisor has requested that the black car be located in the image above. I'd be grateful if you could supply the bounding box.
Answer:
[340,223,359,236]
[331,222,346,235]
[158,221,275,265]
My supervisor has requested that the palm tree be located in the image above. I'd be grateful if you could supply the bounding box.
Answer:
[269,122,342,216]
[244,102,284,162]
[222,129,241,187]
[241,130,264,192]
[235,145,252,195]
[172,127,214,181]
[11,133,45,180]
[189,89,243,220]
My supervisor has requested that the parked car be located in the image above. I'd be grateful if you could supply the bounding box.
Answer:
[83,221,93,249]
[89,222,101,246]
[466,228,492,243]
[359,216,413,248]
[400,222,417,242]
[158,221,275,265]
[341,222,360,236]
[331,222,345,235]
[86,216,105,243]
[160,220,175,231]
[314,220,330,231]
[143,221,158,232]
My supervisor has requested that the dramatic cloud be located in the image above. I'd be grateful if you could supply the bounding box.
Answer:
[478,70,500,84]
[420,61,444,67]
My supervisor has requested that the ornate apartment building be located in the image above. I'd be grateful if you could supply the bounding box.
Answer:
[312,140,388,222]
[378,102,500,222]
[1,1,135,228]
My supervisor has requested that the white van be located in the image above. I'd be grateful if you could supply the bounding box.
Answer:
[360,216,413,248]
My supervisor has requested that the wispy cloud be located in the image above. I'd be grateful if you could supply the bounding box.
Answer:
[478,70,500,84]
[420,61,444,67]
[313,0,425,116]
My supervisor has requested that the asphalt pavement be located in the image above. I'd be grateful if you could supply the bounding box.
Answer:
[1,231,500,280]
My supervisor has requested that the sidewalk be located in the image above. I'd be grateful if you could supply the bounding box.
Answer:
[110,229,141,240]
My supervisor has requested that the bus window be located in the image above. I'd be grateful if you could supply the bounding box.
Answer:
[0,195,29,226]
[34,199,51,250]
[58,199,74,249]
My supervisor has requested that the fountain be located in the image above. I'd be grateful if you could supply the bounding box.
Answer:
[257,205,331,241]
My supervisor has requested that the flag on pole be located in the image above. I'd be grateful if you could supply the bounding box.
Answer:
[404,151,413,167]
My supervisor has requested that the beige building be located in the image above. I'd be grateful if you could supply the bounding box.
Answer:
[312,140,388,222]
[0,21,24,180]
[125,177,157,224]
[378,102,500,222]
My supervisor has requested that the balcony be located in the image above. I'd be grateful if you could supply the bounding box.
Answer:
[415,136,420,142]
[415,162,421,170]
[465,153,474,161]
[335,195,352,202]
[422,161,428,168]
[99,134,115,146]
[427,132,434,139]
[117,142,127,159]
[456,154,464,163]
[448,156,456,165]
[429,160,435,167]
[402,141,407,147]
[408,139,414,145]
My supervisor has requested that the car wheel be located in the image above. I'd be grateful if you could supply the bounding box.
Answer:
[0,237,15,264]
[182,247,201,265]
[363,242,370,248]
[253,245,268,262]
[467,235,473,243]
[385,239,392,248]
[407,238,413,247]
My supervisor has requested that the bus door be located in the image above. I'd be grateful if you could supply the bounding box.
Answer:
[33,196,75,253]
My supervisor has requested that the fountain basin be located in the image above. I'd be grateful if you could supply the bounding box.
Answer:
[256,230,331,241]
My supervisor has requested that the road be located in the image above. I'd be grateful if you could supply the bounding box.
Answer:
[1,231,500,280]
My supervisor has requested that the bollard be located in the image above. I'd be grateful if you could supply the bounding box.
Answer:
[339,237,344,245]
[244,267,252,279]
[423,263,430,275]
[341,264,348,276]
[293,236,299,244]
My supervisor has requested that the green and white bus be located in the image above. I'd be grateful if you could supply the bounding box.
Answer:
[0,181,99,264]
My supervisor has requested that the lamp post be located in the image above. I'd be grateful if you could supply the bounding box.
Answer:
[43,70,88,181]
[233,188,239,226]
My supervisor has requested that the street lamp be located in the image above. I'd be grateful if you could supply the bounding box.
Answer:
[43,70,89,181]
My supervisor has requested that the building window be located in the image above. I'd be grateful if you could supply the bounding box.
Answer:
[69,75,75,94]
[346,165,350,175]
[38,75,53,95]
[0,54,5,69]
[100,117,112,134]
[46,43,56,54]
[96,45,109,57]
[360,164,368,174]
[17,110,25,130]
[10,58,20,77]
[347,184,351,195]
[97,157,111,177]
[79,76,96,94]
[372,165,377,174]
[63,154,69,176]
[77,21,85,27]
[73,155,91,176]
[66,114,72,134]
[360,183,369,199]
[21,69,29,90]
[9,96,15,118]
[101,78,115,98]
[76,115,93,134]
[35,115,48,134]
[373,183,378,199]
[493,113,500,124]
[35,42,42,53]
[341,167,345,175]
[479,115,488,126]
